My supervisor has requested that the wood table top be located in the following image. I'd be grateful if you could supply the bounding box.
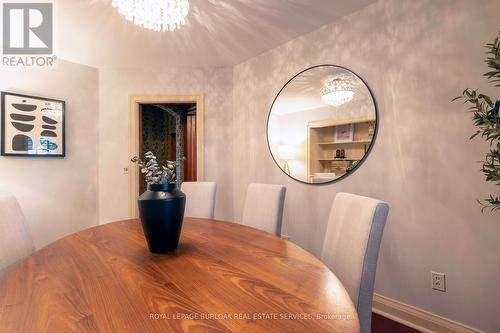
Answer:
[0,218,359,333]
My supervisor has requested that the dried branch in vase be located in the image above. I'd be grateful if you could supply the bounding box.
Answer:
[131,151,176,185]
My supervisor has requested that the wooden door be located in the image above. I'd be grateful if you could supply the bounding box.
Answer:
[184,109,197,181]
[138,104,145,194]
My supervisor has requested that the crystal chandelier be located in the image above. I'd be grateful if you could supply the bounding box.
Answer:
[112,0,190,32]
[321,74,354,106]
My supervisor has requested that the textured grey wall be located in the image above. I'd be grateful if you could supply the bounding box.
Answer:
[232,0,500,331]
[0,60,99,249]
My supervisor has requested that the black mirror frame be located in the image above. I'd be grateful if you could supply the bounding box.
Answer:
[266,64,379,185]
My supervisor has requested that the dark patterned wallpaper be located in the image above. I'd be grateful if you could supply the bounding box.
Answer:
[141,104,194,186]
[141,105,175,168]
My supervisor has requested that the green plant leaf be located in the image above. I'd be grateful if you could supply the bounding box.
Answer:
[456,31,500,214]
[470,131,481,140]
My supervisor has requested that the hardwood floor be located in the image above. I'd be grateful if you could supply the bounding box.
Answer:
[372,313,422,333]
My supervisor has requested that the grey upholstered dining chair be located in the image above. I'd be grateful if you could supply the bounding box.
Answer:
[181,181,217,219]
[241,183,286,236]
[0,196,35,280]
[321,192,389,333]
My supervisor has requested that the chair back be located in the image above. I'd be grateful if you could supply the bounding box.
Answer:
[241,183,286,236]
[181,182,217,219]
[0,196,35,280]
[321,192,389,333]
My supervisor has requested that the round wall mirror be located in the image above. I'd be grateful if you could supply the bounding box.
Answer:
[267,65,378,184]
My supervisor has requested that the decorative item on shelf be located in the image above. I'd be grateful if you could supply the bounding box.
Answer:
[321,74,354,106]
[278,144,295,176]
[453,30,500,213]
[346,160,359,173]
[335,124,354,142]
[368,121,375,139]
[330,160,348,175]
[1,92,65,157]
[131,151,186,253]
[112,0,190,32]
[334,149,346,159]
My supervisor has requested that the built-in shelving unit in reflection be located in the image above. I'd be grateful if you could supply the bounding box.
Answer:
[317,139,372,146]
[307,117,375,182]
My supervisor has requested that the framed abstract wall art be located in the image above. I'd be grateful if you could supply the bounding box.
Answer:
[1,92,65,157]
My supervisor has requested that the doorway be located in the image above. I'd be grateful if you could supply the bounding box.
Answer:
[129,94,204,218]
[138,103,197,194]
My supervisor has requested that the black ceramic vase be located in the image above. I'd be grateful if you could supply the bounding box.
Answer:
[138,183,186,253]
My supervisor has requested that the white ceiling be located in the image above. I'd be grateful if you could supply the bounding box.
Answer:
[57,0,377,68]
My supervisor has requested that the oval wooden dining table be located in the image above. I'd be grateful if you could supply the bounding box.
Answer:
[0,218,359,333]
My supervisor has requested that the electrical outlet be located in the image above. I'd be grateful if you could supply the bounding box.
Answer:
[431,271,446,292]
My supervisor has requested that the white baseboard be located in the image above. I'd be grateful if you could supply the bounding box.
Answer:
[372,294,485,333]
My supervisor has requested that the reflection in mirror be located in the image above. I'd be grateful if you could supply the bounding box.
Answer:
[267,65,377,184]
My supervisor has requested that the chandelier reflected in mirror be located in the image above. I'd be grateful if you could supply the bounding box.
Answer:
[112,0,190,32]
[321,74,354,106]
